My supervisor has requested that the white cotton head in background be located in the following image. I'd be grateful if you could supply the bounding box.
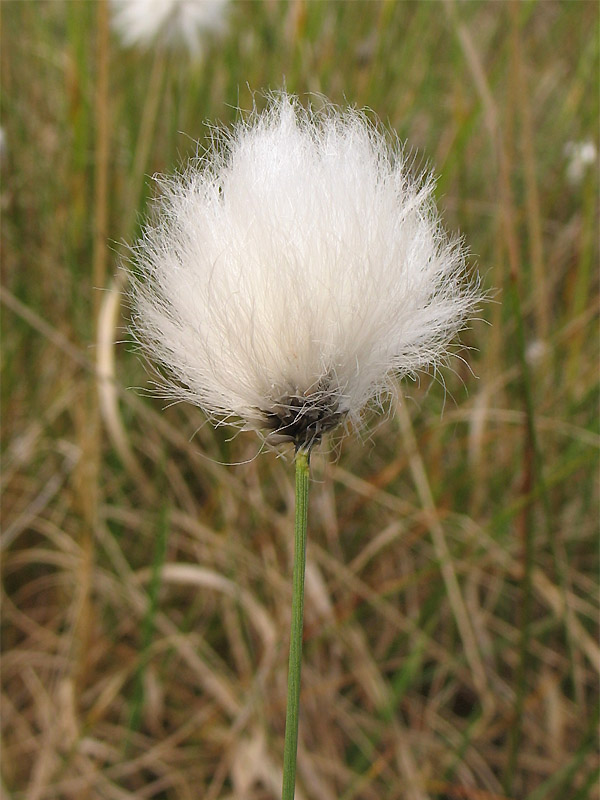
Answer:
[564,139,597,186]
[128,93,481,450]
[110,0,228,56]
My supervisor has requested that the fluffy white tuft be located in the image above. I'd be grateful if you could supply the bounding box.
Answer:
[564,139,597,185]
[129,93,480,448]
[110,0,228,55]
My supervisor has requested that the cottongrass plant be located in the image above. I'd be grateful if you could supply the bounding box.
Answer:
[110,0,228,56]
[128,92,480,799]
[564,139,597,185]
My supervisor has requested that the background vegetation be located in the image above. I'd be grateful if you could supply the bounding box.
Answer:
[1,1,598,798]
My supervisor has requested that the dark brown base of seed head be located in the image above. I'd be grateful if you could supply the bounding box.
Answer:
[261,391,345,449]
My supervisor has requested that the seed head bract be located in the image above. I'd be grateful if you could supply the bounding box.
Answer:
[128,93,480,449]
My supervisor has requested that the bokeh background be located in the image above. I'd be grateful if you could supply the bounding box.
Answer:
[1,1,598,798]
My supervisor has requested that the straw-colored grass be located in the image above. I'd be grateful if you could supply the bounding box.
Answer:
[1,1,598,798]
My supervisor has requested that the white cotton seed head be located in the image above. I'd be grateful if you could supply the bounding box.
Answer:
[564,139,597,185]
[110,0,228,56]
[128,93,481,449]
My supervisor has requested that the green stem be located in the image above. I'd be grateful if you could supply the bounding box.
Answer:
[282,447,310,800]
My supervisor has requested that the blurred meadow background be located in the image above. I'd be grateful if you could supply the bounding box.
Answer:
[1,1,599,798]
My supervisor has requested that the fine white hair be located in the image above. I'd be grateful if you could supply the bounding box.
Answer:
[110,0,228,55]
[129,93,480,448]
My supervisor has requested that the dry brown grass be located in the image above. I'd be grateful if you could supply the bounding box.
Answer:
[1,1,598,798]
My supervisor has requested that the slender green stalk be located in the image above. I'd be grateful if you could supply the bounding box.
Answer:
[282,447,310,800]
